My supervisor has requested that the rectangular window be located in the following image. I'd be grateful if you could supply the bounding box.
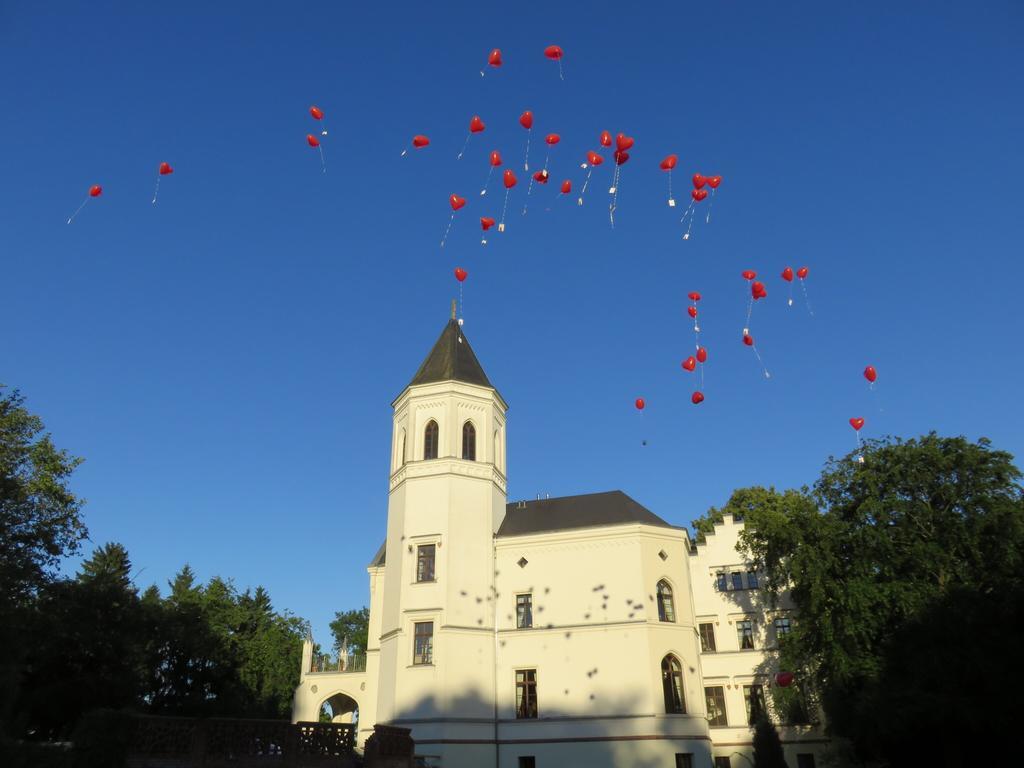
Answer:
[714,758,732,768]
[699,622,717,652]
[737,619,755,650]
[716,572,727,591]
[416,544,436,582]
[518,758,536,768]
[705,686,728,726]
[675,755,694,768]
[516,594,533,629]
[747,571,759,589]
[515,669,538,719]
[731,571,743,591]
[774,617,791,638]
[413,621,433,665]
[796,755,816,768]
[744,684,766,725]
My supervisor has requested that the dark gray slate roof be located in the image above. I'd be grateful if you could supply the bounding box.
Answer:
[369,541,386,567]
[497,490,673,537]
[408,319,493,390]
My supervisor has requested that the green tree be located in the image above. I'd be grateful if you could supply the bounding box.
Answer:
[329,607,369,654]
[752,716,788,768]
[0,386,87,734]
[734,433,1024,764]
[17,543,143,738]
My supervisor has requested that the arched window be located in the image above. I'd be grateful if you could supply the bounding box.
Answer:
[656,580,676,623]
[462,421,476,461]
[423,420,439,460]
[399,430,406,467]
[661,654,685,714]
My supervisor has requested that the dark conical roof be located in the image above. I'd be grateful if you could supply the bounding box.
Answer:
[407,319,494,390]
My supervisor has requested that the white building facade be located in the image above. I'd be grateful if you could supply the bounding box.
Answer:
[293,315,828,768]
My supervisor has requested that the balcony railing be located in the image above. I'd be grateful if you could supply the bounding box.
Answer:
[310,653,366,674]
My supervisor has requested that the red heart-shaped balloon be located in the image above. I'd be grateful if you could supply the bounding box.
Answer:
[696,347,708,363]
[781,267,794,282]
[687,291,701,302]
[454,267,468,282]
[587,150,604,166]
[864,365,877,383]
[775,672,794,688]
[89,185,102,197]
[692,173,706,189]
[560,180,571,194]
[159,162,173,175]
[614,151,630,166]
[635,398,645,410]
[691,391,705,405]
[450,194,466,210]
[490,150,502,167]
[660,154,678,171]
[307,134,320,147]
[599,130,612,147]
[706,175,722,189]
[692,188,708,202]
[615,133,634,152]
[682,357,697,372]
[544,45,563,60]
[849,417,865,431]
[687,306,698,319]
[412,135,430,148]
[533,170,549,183]
[743,334,754,346]
[503,169,517,188]
[309,106,323,120]
[480,217,495,230]
[741,270,756,281]
[545,133,560,145]
[519,111,533,130]
[752,281,767,299]
[797,266,809,279]
[488,48,502,67]
[470,115,485,133]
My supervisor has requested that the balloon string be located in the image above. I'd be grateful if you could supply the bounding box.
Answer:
[66,197,88,224]
[152,175,161,205]
[668,170,673,205]
[460,282,464,320]
[481,165,493,196]
[320,120,328,137]
[578,167,593,206]
[744,295,754,334]
[788,283,794,307]
[557,58,564,81]
[609,165,622,228]
[706,188,714,223]
[800,279,815,316]
[679,199,696,239]
[440,213,455,247]
[318,144,326,173]
[524,130,531,171]
[499,188,511,232]
[457,133,471,161]
[523,175,535,215]
[751,343,771,380]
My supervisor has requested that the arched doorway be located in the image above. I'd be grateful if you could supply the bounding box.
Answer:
[319,691,359,725]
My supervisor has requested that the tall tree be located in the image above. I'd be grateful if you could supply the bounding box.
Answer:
[0,386,87,733]
[329,607,369,654]
[734,433,1024,764]
[17,543,143,738]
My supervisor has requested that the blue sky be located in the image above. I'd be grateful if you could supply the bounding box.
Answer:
[1,1,1021,643]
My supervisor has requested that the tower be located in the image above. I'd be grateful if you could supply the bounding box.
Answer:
[374,311,508,759]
